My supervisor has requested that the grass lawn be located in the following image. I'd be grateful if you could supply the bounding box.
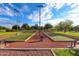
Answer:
[4,32,33,41]
[0,32,17,35]
[53,32,79,37]
[46,32,74,41]
[52,35,74,41]
[0,32,17,40]
[52,49,79,56]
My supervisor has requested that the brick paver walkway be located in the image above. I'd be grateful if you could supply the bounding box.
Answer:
[6,32,71,48]
[0,32,73,56]
[0,49,53,56]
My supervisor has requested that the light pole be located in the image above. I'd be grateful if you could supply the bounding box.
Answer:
[13,8,20,35]
[37,5,44,41]
[37,5,44,32]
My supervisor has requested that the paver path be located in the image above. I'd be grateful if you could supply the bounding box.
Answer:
[0,32,75,56]
[6,32,71,48]
[0,49,53,56]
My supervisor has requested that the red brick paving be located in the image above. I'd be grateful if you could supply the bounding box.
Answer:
[6,32,71,48]
[0,49,53,56]
[0,32,75,56]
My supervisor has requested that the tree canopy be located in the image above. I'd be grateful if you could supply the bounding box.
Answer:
[12,25,20,31]
[21,24,30,30]
[44,23,53,30]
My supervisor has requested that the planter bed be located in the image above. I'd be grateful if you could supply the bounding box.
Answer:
[52,35,74,41]
[46,33,75,41]
[53,33,79,40]
[1,32,33,41]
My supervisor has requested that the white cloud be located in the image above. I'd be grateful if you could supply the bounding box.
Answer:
[0,8,5,14]
[0,6,15,16]
[46,3,65,10]
[47,18,64,25]
[0,18,10,22]
[55,3,64,9]
[64,4,79,26]
[9,3,29,12]
[21,5,29,11]
[27,3,79,26]
[66,13,79,26]
[27,3,65,26]
[0,0,78,3]
[70,3,78,8]
[8,3,29,17]
[27,3,54,23]
[54,3,64,9]
[0,18,16,26]
[28,11,39,22]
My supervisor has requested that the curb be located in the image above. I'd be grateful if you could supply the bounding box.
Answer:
[51,49,56,56]
[44,32,54,41]
[0,48,77,49]
[53,33,79,40]
[25,32,36,42]
[44,32,75,42]
[0,48,52,50]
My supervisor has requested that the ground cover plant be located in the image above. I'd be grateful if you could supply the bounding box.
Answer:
[52,49,79,56]
[0,31,33,41]
[0,32,17,40]
[53,32,79,37]
[4,31,33,41]
[52,35,74,41]
[46,32,75,41]
[0,32,17,35]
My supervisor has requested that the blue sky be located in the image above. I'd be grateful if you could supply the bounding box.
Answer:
[0,3,79,28]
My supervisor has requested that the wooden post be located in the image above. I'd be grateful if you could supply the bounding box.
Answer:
[71,41,73,48]
[73,41,76,47]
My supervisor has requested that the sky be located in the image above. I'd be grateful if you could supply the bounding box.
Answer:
[0,3,79,28]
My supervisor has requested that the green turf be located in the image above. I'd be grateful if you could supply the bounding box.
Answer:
[52,35,74,41]
[53,32,79,37]
[0,32,17,35]
[52,49,79,56]
[4,32,33,41]
[46,32,74,41]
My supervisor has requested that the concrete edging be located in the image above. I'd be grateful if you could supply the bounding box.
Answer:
[50,49,56,56]
[25,32,36,42]
[44,32,75,42]
[44,32,54,41]
[0,48,52,50]
[0,48,78,50]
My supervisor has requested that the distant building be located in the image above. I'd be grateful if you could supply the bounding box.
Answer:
[0,29,6,32]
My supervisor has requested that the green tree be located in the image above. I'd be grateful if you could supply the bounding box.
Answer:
[34,24,39,30]
[55,20,73,32]
[44,23,53,30]
[0,26,6,30]
[73,25,79,32]
[64,20,73,32]
[58,21,65,31]
[31,24,39,30]
[12,25,20,31]
[21,24,30,30]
